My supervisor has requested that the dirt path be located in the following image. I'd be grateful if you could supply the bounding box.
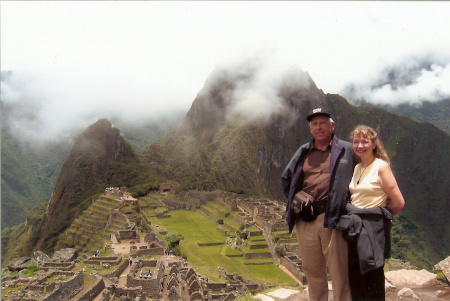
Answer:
[118,263,131,287]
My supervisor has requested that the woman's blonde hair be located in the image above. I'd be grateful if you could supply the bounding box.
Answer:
[350,125,390,164]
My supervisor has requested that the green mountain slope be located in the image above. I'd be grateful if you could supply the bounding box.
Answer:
[0,104,179,230]
[1,115,70,229]
[142,68,449,269]
[2,67,449,271]
[363,99,450,135]
[1,119,156,263]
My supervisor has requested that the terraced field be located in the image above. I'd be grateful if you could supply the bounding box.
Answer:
[146,204,296,286]
[56,191,297,287]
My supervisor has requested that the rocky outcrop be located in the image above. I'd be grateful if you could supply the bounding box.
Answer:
[396,287,420,300]
[34,250,50,263]
[51,248,78,262]
[434,256,450,282]
[385,269,438,288]
[7,256,37,271]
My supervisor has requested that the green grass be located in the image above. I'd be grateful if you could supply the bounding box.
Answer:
[222,215,243,231]
[148,209,296,286]
[205,200,233,214]
[239,245,270,253]
[225,247,243,256]
[23,265,39,277]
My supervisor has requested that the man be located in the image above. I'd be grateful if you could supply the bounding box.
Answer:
[281,107,355,301]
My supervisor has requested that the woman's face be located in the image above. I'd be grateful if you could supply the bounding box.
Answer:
[352,134,376,159]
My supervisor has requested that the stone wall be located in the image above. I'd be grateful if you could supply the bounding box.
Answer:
[127,276,160,298]
[216,209,230,218]
[42,271,84,301]
[254,215,273,233]
[216,192,238,211]
[27,282,55,294]
[127,259,164,298]
[271,219,288,232]
[162,198,186,210]
[223,222,239,232]
[236,200,254,216]
[117,230,139,241]
[132,247,165,256]
[199,207,224,224]
[178,190,218,203]
[247,229,263,237]
[114,287,144,300]
[244,283,260,292]
[216,227,228,236]
[285,244,299,253]
[196,242,225,247]
[234,212,252,226]
[242,251,272,260]
[103,258,129,278]
[144,232,156,243]
[206,282,228,291]
[137,258,159,268]
[280,257,307,285]
[75,277,105,301]
[248,244,268,250]
[84,256,122,265]
[40,262,75,271]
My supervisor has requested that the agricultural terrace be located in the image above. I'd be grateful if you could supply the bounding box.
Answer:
[146,200,297,287]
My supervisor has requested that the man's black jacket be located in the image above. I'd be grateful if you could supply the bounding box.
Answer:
[281,134,355,233]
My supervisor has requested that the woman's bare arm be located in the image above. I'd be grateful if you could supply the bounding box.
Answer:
[379,162,405,215]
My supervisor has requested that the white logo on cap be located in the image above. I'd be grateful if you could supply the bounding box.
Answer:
[313,108,322,114]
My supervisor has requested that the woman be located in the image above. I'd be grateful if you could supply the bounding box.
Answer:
[347,125,405,300]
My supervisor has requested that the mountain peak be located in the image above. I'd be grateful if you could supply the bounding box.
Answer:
[36,118,139,253]
[181,64,325,142]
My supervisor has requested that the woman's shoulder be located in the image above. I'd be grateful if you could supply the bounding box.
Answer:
[374,158,390,171]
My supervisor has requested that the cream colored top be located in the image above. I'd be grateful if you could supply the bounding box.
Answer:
[349,158,388,208]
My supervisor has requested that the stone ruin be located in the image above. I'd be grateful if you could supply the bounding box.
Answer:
[4,188,450,300]
[105,186,137,204]
[114,229,140,243]
[126,258,164,299]
[158,183,181,194]
[1,249,89,301]
[1,190,331,300]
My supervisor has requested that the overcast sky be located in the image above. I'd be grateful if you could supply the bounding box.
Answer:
[2,1,450,142]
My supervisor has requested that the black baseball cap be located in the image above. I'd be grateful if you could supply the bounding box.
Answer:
[306,107,332,122]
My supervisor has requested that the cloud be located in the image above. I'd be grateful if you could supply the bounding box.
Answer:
[340,52,450,105]
[1,69,191,143]
[2,1,450,142]
[197,51,312,126]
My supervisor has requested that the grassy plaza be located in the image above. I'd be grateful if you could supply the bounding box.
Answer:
[147,205,297,287]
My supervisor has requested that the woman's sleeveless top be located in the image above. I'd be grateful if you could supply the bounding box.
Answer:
[349,158,388,208]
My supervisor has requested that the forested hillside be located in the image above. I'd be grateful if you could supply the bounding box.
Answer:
[2,67,449,270]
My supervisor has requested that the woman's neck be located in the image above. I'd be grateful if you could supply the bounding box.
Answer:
[361,155,376,168]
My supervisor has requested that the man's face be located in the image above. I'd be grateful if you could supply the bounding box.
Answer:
[309,115,335,144]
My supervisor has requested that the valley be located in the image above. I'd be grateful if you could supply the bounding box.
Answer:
[3,186,449,301]
[2,66,450,300]
[1,187,301,300]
